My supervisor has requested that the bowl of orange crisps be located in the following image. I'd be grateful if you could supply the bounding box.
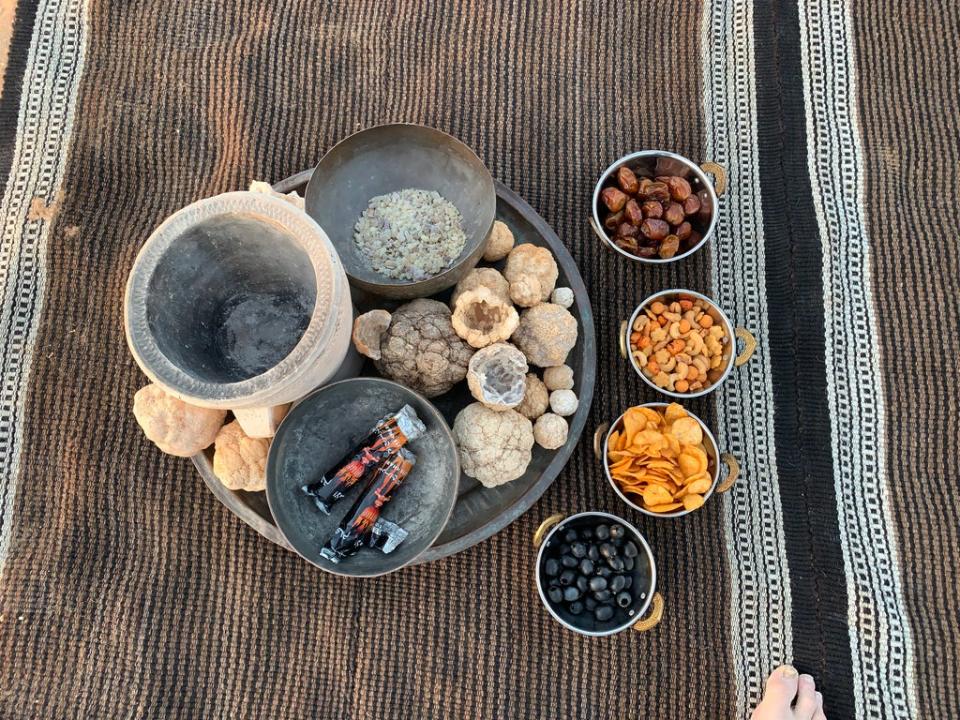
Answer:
[593,402,739,517]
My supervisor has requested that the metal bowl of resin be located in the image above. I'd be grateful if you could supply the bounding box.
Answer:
[265,377,459,577]
[304,123,496,299]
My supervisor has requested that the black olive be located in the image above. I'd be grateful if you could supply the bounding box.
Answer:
[563,529,579,544]
[593,589,612,602]
[600,543,617,559]
[571,542,587,558]
[548,587,563,604]
[609,575,626,593]
[580,527,593,540]
[559,569,576,586]
[587,545,600,562]
[588,576,608,592]
[544,558,560,577]
[616,591,632,608]
[568,600,584,615]
[597,566,612,578]
[549,578,562,588]
[563,586,581,602]
[579,558,594,575]
[623,576,633,589]
[612,535,625,548]
[624,541,639,558]
[595,605,614,622]
[584,597,598,611]
[623,556,635,571]
[559,543,571,556]
[561,554,578,568]
[576,575,589,593]
[610,524,625,540]
[595,524,610,541]
[608,557,625,572]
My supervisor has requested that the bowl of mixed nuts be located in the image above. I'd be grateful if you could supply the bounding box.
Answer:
[591,150,726,263]
[620,289,756,398]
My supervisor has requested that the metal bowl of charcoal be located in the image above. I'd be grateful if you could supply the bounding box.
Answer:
[265,376,459,577]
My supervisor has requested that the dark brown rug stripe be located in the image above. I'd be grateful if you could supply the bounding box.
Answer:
[854,1,960,718]
[0,1,743,718]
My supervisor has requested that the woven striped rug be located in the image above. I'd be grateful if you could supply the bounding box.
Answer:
[0,1,956,717]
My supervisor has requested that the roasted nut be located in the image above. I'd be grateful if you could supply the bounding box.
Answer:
[616,166,640,194]
[644,182,670,202]
[617,222,639,238]
[604,210,624,230]
[624,199,643,225]
[658,175,692,201]
[675,221,692,241]
[640,218,670,241]
[601,187,628,212]
[659,235,680,259]
[683,194,701,216]
[641,200,663,219]
[663,202,685,226]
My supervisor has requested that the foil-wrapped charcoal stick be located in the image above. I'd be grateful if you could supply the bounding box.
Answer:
[301,404,425,514]
[320,448,416,563]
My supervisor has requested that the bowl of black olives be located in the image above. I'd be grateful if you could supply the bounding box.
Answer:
[533,511,664,636]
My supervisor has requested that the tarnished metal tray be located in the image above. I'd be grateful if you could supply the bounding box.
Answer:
[192,170,596,562]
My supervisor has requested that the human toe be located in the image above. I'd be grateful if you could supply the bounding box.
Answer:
[793,675,820,719]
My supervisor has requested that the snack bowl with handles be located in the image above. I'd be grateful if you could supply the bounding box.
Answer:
[533,511,664,636]
[593,403,739,519]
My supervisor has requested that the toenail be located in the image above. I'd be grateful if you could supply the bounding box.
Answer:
[781,665,798,678]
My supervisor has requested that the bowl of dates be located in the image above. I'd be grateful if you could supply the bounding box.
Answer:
[591,150,725,264]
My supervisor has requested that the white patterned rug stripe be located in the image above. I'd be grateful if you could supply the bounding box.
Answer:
[0,0,90,577]
[797,0,919,716]
[701,0,794,714]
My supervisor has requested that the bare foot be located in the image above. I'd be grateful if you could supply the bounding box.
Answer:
[751,665,827,720]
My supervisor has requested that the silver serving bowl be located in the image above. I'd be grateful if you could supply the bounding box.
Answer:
[590,150,725,264]
[305,123,496,299]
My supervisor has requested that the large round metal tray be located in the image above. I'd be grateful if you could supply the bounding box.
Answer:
[192,170,596,562]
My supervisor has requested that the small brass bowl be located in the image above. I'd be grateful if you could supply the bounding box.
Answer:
[593,403,740,519]
[590,150,725,264]
[620,288,757,399]
[533,511,664,636]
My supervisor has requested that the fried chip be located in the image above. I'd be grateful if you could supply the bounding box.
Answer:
[641,484,673,506]
[663,403,687,423]
[678,447,709,477]
[682,494,705,511]
[670,417,703,445]
[686,477,712,495]
[647,502,684,513]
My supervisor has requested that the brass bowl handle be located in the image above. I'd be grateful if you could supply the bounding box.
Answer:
[632,592,665,632]
[593,422,610,460]
[619,320,628,359]
[533,514,565,549]
[734,327,757,367]
[715,453,740,494]
[700,161,727,195]
[590,216,613,251]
